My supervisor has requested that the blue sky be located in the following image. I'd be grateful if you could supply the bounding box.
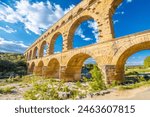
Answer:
[0,0,150,65]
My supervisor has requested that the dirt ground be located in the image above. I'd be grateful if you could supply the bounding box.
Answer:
[85,86,150,100]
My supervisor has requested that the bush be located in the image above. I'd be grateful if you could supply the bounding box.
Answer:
[119,80,150,90]
[0,86,15,94]
[126,71,139,76]
[23,79,80,100]
[89,65,106,92]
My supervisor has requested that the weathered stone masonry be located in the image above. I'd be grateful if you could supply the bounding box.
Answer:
[24,0,150,84]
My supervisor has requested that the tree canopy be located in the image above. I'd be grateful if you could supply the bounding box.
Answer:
[0,53,27,78]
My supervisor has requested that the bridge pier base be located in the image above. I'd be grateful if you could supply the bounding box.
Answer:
[34,66,43,76]
[100,65,124,84]
[42,66,59,78]
[59,66,81,81]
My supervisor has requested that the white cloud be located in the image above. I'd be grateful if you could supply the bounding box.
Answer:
[64,5,75,14]
[113,20,119,24]
[54,51,61,54]
[75,26,93,41]
[115,11,125,15]
[0,25,16,33]
[0,2,20,23]
[75,21,99,42]
[0,37,28,53]
[118,3,123,8]
[87,21,99,42]
[75,26,85,38]
[83,38,92,41]
[0,0,75,35]
[127,0,133,3]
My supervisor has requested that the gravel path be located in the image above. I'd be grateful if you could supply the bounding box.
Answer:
[84,86,150,100]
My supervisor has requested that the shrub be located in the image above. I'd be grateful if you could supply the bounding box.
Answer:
[126,71,139,76]
[76,81,82,88]
[0,86,15,94]
[89,65,106,92]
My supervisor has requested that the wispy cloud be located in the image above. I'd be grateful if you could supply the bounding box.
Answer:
[0,0,75,35]
[0,25,16,33]
[87,21,99,42]
[127,0,133,3]
[75,26,93,41]
[0,37,28,53]
[115,11,125,15]
[54,51,61,54]
[113,20,119,24]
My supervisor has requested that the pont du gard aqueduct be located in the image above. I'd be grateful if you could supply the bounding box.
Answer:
[24,0,150,84]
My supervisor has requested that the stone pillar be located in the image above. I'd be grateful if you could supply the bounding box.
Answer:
[99,15,114,42]
[34,66,43,76]
[27,67,31,74]
[62,32,72,52]
[59,66,81,81]
[59,66,66,81]
[100,65,124,84]
[42,66,59,78]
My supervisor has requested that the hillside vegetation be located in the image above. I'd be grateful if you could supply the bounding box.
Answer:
[0,53,27,78]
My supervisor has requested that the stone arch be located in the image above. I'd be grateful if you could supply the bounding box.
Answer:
[62,53,99,81]
[112,41,150,81]
[43,58,60,78]
[32,46,38,59]
[29,50,32,60]
[38,60,44,67]
[35,60,44,76]
[39,41,48,57]
[26,53,28,60]
[49,32,63,54]
[29,62,35,73]
[67,15,99,49]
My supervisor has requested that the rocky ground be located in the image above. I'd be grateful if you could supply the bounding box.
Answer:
[0,82,32,100]
[0,80,150,100]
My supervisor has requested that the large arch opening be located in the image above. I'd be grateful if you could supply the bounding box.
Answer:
[29,62,35,73]
[39,41,48,57]
[36,61,44,76]
[32,46,38,59]
[115,42,150,83]
[45,58,60,78]
[63,53,102,81]
[49,32,63,54]
[29,50,32,60]
[67,15,99,49]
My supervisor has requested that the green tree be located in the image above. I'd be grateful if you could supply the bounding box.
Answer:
[0,53,27,78]
[144,56,150,68]
[89,65,106,91]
